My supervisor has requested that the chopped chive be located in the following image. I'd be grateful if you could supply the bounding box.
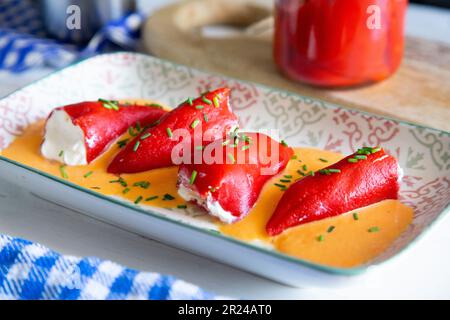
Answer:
[128,126,138,137]
[317,235,325,242]
[163,193,175,201]
[284,175,293,179]
[203,112,208,123]
[133,181,150,189]
[274,183,286,188]
[327,226,335,233]
[145,195,158,201]
[242,144,251,151]
[186,97,193,106]
[177,204,188,209]
[348,158,358,163]
[83,171,93,178]
[213,96,219,108]
[202,96,212,105]
[195,145,204,150]
[123,188,130,194]
[117,138,129,148]
[319,158,328,163]
[189,170,198,185]
[191,119,200,129]
[281,140,288,147]
[133,141,140,152]
[140,133,151,140]
[319,169,331,175]
[297,170,306,176]
[371,147,381,153]
[280,179,291,183]
[353,212,359,220]
[309,171,315,176]
[355,155,367,160]
[368,226,380,233]
[59,165,68,179]
[135,121,141,132]
[302,164,308,171]
[150,119,161,127]
[227,153,235,164]
[328,168,341,173]
[209,186,216,192]
[134,196,143,205]
[195,105,204,109]
[109,177,127,187]
[59,150,64,157]
[148,103,163,109]
[166,127,173,138]
[99,98,119,111]
[291,155,298,160]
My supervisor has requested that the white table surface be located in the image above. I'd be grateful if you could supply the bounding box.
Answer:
[1,2,449,299]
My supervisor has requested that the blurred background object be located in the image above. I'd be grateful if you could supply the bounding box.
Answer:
[40,0,136,44]
[411,0,450,8]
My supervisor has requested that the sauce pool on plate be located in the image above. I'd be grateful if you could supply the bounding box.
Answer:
[0,104,413,268]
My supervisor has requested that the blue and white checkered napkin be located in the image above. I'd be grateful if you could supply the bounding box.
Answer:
[0,0,142,72]
[0,234,225,300]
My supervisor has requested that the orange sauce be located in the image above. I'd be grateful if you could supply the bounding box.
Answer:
[0,111,413,268]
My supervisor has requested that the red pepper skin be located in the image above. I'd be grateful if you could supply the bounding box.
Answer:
[266,149,400,236]
[178,133,293,222]
[107,88,239,174]
[58,101,167,163]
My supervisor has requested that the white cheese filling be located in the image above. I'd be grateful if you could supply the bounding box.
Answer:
[178,183,238,224]
[41,109,87,166]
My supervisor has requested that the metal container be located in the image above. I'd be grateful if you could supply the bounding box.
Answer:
[39,0,136,44]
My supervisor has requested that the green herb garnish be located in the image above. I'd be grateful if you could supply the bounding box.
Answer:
[202,96,212,105]
[368,226,380,233]
[99,98,119,111]
[353,212,359,220]
[213,96,219,108]
[163,193,175,201]
[189,170,198,185]
[166,128,173,138]
[133,141,140,152]
[145,195,158,201]
[140,133,151,140]
[83,171,93,178]
[191,119,200,129]
[59,165,68,179]
[133,181,150,189]
[117,139,129,148]
[134,196,143,205]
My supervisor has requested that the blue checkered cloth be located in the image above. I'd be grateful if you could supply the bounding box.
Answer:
[0,0,142,72]
[0,234,225,300]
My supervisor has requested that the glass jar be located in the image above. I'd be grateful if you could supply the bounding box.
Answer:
[274,0,408,87]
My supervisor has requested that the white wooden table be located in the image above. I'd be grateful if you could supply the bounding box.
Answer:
[0,2,449,299]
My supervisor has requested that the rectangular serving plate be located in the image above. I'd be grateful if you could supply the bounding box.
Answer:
[0,52,449,288]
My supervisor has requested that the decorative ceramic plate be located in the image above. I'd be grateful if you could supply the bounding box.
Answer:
[0,52,449,287]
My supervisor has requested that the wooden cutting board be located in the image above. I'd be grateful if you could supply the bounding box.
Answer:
[143,0,450,131]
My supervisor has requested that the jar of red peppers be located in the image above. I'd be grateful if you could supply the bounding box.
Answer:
[274,0,408,87]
